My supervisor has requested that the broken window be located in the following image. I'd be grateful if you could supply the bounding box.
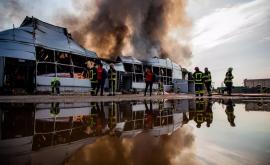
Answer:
[36,47,54,62]
[166,77,172,85]
[72,55,88,67]
[74,67,85,79]
[57,64,74,78]
[124,63,133,72]
[37,63,56,76]
[153,67,159,75]
[134,64,143,73]
[56,52,71,65]
[132,73,136,82]
[160,68,165,76]
[36,47,90,80]
[135,74,143,82]
[167,69,172,77]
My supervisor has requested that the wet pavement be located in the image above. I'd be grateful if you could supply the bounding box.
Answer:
[0,98,270,165]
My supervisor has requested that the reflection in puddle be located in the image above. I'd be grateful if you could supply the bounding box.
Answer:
[65,126,196,165]
[0,99,270,165]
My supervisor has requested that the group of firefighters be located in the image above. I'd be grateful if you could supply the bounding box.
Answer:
[85,60,117,96]
[192,67,234,97]
[51,59,234,96]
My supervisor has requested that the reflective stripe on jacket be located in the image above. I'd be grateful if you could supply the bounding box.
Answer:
[108,69,117,81]
[89,68,97,83]
[203,72,212,82]
[193,71,203,84]
[224,71,233,83]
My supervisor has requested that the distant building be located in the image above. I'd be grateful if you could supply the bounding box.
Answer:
[244,78,270,88]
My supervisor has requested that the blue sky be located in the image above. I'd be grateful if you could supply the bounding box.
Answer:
[0,0,269,87]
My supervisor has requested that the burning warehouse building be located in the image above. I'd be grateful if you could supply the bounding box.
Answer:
[0,16,98,94]
[0,16,188,94]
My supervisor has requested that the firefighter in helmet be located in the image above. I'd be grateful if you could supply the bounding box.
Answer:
[203,67,212,96]
[193,67,204,97]
[87,60,98,96]
[157,69,165,95]
[223,67,234,95]
[108,63,117,96]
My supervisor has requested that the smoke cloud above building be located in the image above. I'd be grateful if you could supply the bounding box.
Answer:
[60,0,192,65]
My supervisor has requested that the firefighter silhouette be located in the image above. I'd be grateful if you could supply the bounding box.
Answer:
[144,100,154,129]
[194,98,205,128]
[225,99,236,127]
[205,98,213,127]
[108,101,118,133]
[50,102,60,117]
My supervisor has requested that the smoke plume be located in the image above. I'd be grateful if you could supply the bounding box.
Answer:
[61,0,192,64]
[64,126,198,165]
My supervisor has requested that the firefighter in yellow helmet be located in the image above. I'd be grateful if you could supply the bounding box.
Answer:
[108,63,117,96]
[223,67,234,95]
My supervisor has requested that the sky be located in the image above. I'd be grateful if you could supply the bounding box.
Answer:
[0,0,270,87]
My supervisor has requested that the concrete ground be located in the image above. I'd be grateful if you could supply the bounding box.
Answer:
[0,93,270,103]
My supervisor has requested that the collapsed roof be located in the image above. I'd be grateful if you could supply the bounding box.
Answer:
[116,55,142,64]
[0,16,97,60]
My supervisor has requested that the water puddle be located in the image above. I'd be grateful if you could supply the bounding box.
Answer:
[0,99,270,165]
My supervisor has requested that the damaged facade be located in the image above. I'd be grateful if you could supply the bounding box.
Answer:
[0,16,189,94]
[0,16,97,94]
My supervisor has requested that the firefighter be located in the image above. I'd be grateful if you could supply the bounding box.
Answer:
[108,63,117,96]
[193,67,204,97]
[51,77,61,95]
[205,98,213,127]
[223,67,234,95]
[225,99,236,127]
[88,61,98,96]
[157,69,164,95]
[144,67,154,96]
[203,67,212,96]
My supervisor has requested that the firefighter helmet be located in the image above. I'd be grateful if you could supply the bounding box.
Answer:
[228,67,233,71]
[194,67,199,71]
